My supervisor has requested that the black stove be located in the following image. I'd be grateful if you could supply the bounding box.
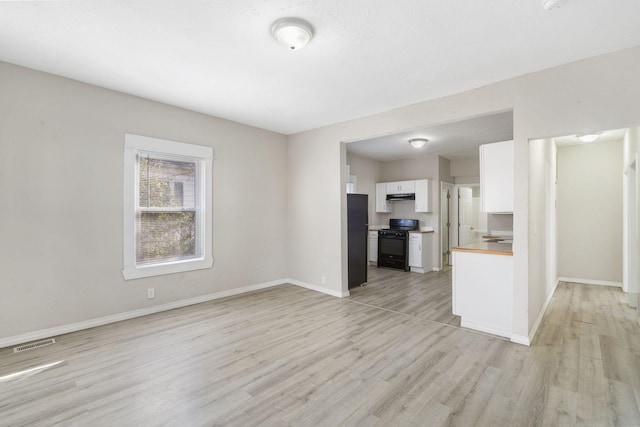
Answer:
[378,219,419,271]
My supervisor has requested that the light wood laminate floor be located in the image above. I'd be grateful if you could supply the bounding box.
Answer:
[348,266,460,327]
[1,281,639,426]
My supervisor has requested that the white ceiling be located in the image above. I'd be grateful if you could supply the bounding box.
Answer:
[553,128,628,147]
[1,1,639,136]
[347,112,514,161]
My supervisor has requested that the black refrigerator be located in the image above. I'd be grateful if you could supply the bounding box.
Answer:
[347,193,369,289]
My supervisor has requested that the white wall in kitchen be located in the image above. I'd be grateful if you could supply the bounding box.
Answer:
[345,153,383,226]
[450,157,480,184]
[380,154,439,228]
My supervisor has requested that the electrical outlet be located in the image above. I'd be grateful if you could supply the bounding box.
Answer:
[321,276,326,285]
[147,288,155,299]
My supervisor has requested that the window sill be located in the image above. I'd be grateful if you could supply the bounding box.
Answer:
[122,256,214,280]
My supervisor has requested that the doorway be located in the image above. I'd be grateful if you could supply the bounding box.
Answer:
[458,186,473,245]
[441,182,454,267]
[625,156,639,309]
[452,184,486,246]
[535,129,636,316]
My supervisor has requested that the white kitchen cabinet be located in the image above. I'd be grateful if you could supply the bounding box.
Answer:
[414,179,432,212]
[480,140,513,213]
[386,180,415,194]
[408,232,433,273]
[375,183,391,213]
[452,249,513,338]
[369,231,378,264]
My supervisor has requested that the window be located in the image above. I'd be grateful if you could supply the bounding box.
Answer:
[123,134,213,280]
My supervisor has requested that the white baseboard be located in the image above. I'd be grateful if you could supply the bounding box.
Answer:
[524,278,560,347]
[460,320,511,339]
[0,278,352,349]
[558,276,622,287]
[510,334,530,346]
[287,279,350,298]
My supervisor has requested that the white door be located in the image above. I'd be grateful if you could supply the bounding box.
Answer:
[458,187,473,245]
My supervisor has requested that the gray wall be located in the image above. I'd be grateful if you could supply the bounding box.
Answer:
[450,157,480,184]
[623,127,640,307]
[529,138,557,323]
[557,140,623,283]
[288,45,640,342]
[345,153,382,226]
[4,45,640,345]
[0,61,288,341]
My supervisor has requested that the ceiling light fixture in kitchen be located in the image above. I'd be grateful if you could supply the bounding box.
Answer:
[577,133,600,143]
[271,18,313,50]
[408,138,428,148]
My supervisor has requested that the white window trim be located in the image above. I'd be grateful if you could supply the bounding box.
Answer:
[123,133,214,280]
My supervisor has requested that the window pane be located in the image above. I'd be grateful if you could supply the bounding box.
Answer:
[136,211,196,263]
[139,156,196,208]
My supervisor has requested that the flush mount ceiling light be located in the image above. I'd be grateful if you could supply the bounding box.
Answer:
[542,0,563,10]
[576,133,600,143]
[271,17,313,50]
[408,138,428,148]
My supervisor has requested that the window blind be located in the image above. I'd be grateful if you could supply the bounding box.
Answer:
[136,155,198,264]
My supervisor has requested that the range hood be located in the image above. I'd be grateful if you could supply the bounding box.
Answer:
[386,193,415,201]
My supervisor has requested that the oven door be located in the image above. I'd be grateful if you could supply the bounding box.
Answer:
[378,233,409,271]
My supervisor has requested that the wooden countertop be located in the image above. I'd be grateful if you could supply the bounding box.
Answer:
[452,241,513,256]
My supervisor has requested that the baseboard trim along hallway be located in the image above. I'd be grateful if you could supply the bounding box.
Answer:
[558,276,622,287]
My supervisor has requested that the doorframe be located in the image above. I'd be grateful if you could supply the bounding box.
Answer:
[624,154,639,307]
[440,182,454,268]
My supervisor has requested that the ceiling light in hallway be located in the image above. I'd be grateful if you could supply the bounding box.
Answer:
[577,133,600,143]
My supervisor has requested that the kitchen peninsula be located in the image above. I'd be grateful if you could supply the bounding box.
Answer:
[452,240,513,339]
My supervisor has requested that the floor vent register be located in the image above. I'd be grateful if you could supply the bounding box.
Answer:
[13,338,56,353]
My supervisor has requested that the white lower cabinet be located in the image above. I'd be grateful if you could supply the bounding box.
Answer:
[452,250,513,338]
[408,232,433,273]
[369,231,378,264]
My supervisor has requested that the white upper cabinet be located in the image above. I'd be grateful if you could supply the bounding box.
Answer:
[375,183,391,213]
[414,179,431,212]
[377,179,431,213]
[480,140,513,213]
[386,180,415,194]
